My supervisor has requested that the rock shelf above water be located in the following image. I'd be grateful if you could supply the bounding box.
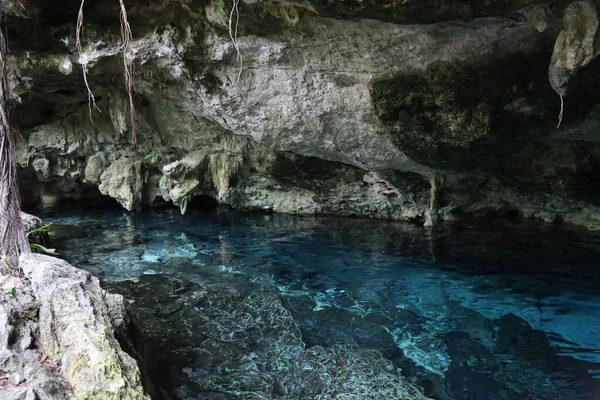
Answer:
[7,0,600,229]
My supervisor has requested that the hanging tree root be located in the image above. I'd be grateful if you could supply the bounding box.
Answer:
[118,0,137,149]
[557,94,564,129]
[76,0,101,122]
[228,0,242,84]
[0,29,30,275]
[76,0,137,148]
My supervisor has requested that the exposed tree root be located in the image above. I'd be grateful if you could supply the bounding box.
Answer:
[76,0,136,148]
[0,28,29,274]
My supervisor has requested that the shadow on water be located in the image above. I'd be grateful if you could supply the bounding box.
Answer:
[35,205,600,400]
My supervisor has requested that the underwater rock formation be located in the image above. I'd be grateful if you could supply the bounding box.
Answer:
[107,273,433,400]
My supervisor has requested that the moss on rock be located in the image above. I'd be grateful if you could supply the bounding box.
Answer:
[371,53,554,170]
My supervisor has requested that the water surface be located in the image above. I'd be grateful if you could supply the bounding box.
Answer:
[37,205,600,399]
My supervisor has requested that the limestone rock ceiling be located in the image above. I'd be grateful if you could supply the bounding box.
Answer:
[5,0,600,228]
[287,0,570,24]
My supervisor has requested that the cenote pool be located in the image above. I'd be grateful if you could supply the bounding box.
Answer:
[36,205,600,400]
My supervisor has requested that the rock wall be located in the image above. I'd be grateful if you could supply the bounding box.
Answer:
[6,0,600,228]
[0,271,69,400]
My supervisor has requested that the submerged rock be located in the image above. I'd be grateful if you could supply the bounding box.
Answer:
[288,344,431,400]
[107,274,433,400]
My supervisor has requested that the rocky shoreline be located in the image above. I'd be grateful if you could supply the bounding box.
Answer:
[0,214,148,400]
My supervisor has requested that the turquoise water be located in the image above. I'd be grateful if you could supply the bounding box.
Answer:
[37,205,600,399]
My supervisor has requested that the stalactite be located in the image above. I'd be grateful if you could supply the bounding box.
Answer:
[209,153,242,200]
[424,173,443,228]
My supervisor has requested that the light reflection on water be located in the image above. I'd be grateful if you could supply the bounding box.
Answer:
[37,205,600,399]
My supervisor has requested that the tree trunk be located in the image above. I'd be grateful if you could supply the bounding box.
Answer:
[0,29,29,274]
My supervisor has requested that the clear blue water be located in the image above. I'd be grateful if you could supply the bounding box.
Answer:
[36,205,600,400]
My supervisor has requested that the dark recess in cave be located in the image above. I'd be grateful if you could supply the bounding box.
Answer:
[188,194,218,210]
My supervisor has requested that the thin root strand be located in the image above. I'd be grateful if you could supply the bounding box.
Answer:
[228,0,243,84]
[557,94,564,129]
[76,0,101,121]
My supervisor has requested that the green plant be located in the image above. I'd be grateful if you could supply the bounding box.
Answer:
[27,223,57,254]
[26,223,51,238]
[29,243,58,256]
[5,287,17,297]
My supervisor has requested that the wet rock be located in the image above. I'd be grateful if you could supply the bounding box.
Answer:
[20,212,48,245]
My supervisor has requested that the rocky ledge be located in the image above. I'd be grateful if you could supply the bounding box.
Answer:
[7,0,600,229]
[0,219,148,399]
